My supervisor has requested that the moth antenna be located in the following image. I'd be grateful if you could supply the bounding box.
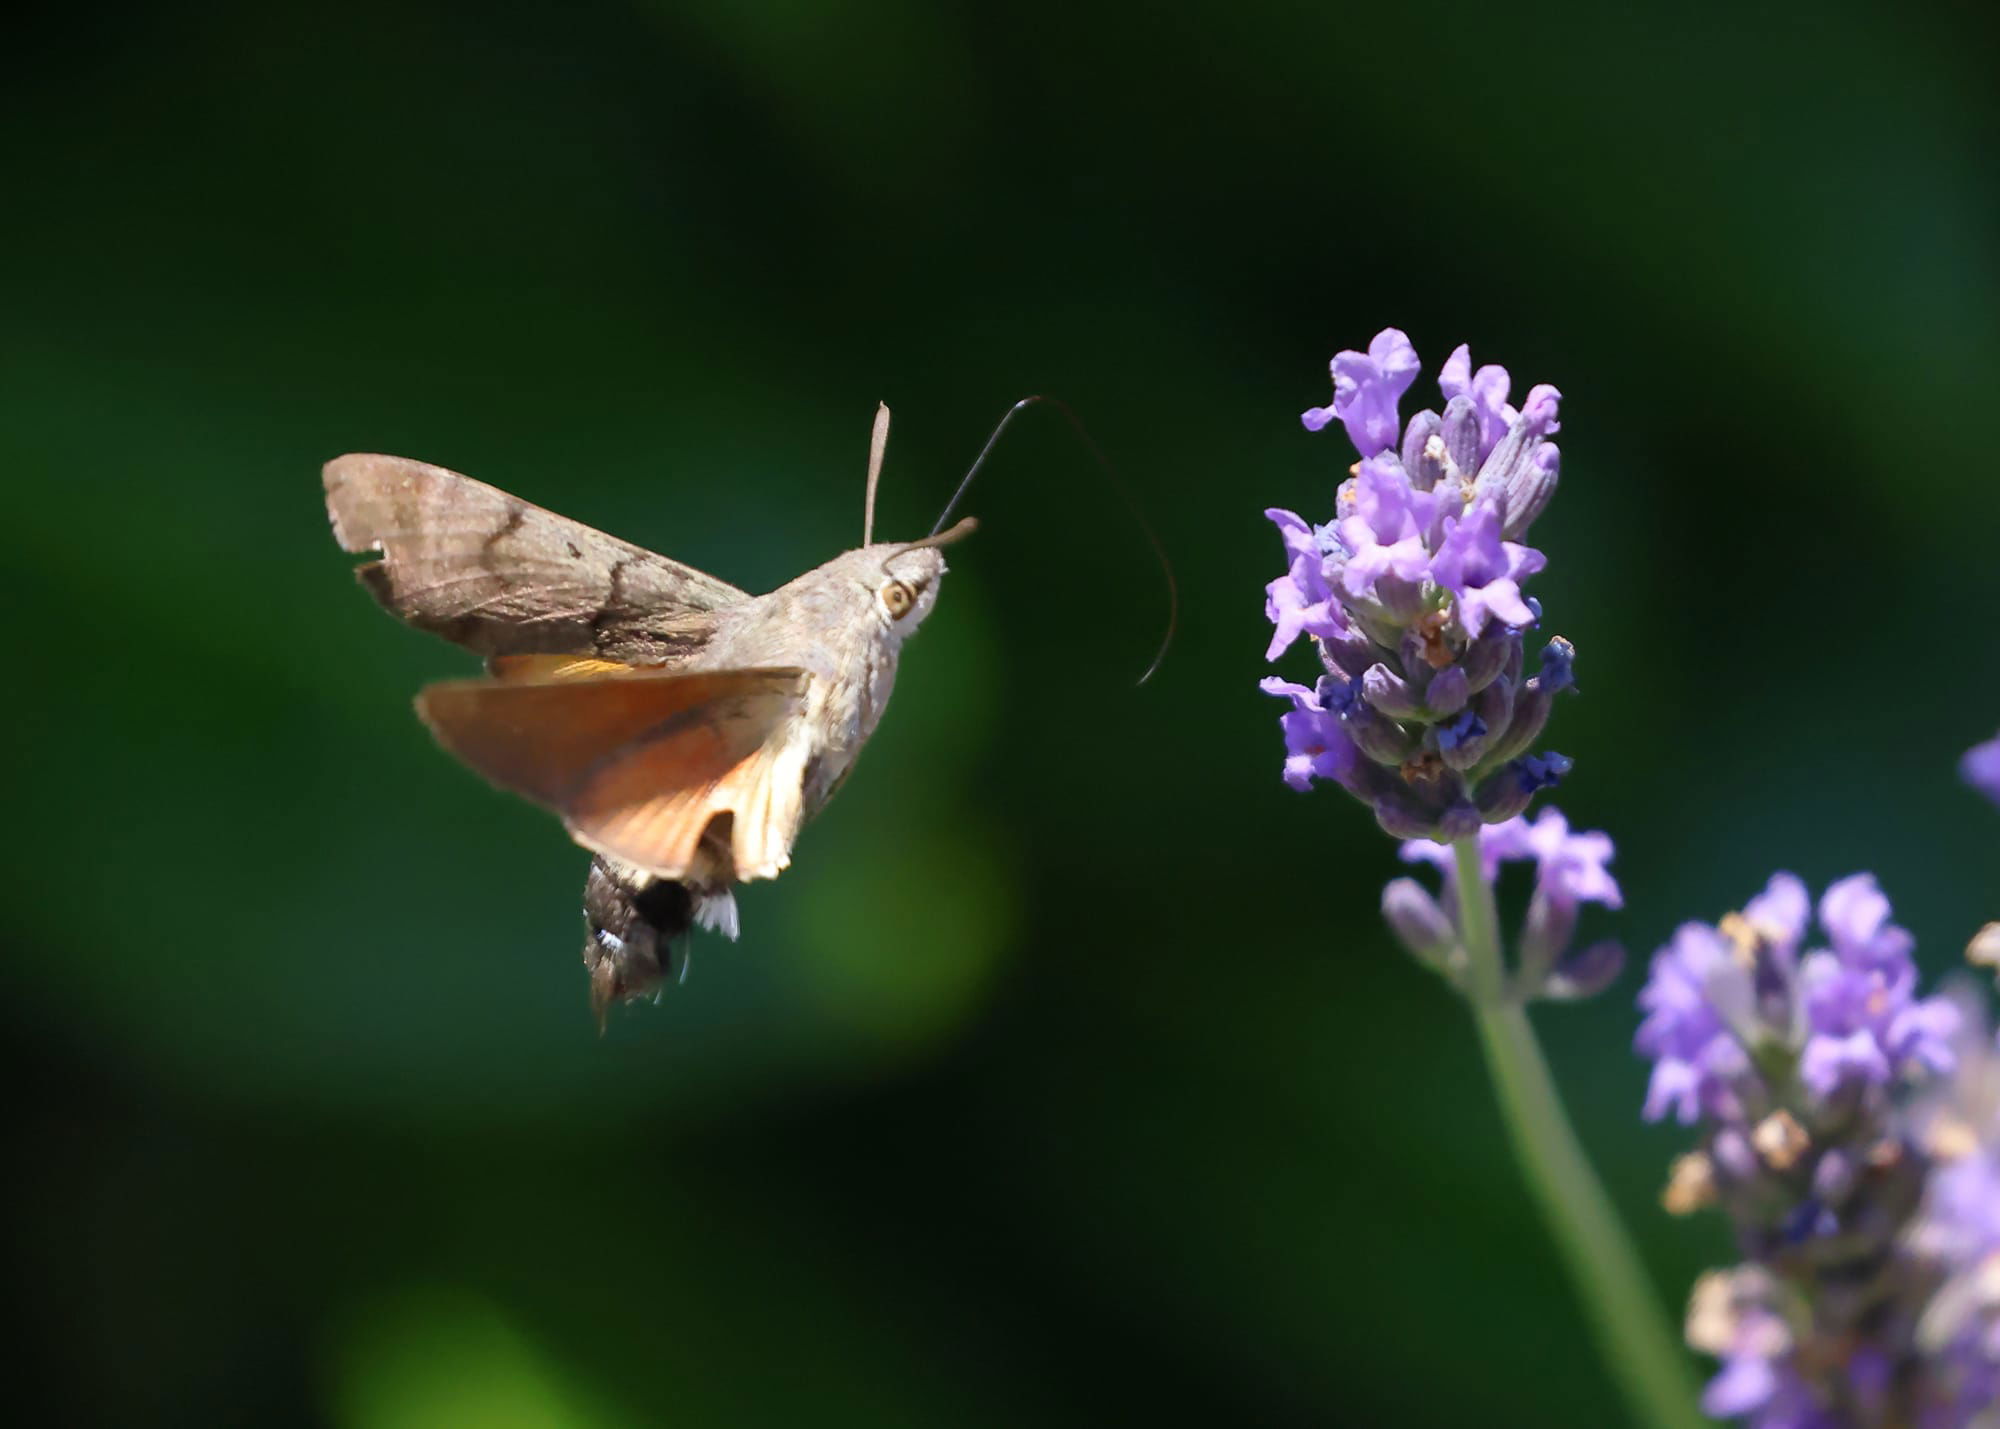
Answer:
[863,401,891,546]
[930,396,1178,685]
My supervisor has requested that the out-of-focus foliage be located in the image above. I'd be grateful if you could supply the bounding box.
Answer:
[4,1,1996,1423]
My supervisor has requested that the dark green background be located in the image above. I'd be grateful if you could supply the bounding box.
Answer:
[7,1,1996,1423]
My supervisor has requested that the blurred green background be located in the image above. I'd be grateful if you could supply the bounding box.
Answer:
[6,1,1997,1423]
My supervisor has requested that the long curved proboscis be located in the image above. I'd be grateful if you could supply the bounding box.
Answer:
[879,516,981,579]
[929,396,1178,686]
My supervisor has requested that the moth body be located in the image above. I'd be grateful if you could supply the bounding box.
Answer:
[700,544,946,813]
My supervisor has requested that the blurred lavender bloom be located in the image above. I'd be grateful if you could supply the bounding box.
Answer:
[1636,920,1754,1125]
[1644,876,2000,1426]
[1264,330,1574,838]
[1686,1271,1835,1429]
[1962,732,2000,806]
[1522,808,1620,909]
[1906,997,2000,1424]
[1637,874,1957,1129]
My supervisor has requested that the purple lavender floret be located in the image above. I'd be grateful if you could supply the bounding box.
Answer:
[1428,500,1545,639]
[1641,876,1999,1426]
[1385,808,1624,999]
[1300,327,1420,455]
[1962,732,2000,806]
[1637,874,1958,1128]
[1265,331,1574,839]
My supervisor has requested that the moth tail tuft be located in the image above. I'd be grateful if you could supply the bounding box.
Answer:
[694,888,741,941]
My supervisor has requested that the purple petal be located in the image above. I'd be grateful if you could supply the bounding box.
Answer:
[1326,328,1421,457]
[1438,344,1472,401]
[1518,383,1562,437]
[1743,873,1811,960]
[1467,363,1514,456]
[1429,501,1546,639]
[1801,1027,1894,1098]
[1704,1353,1780,1418]
[1264,507,1319,559]
[1887,995,1961,1076]
[1818,873,1915,972]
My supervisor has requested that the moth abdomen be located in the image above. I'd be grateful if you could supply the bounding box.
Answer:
[582,857,685,1029]
[580,856,741,1028]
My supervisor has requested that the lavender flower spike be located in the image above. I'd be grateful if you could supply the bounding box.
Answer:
[1264,330,1576,840]
[1279,329,1707,1429]
[1636,872,1958,1129]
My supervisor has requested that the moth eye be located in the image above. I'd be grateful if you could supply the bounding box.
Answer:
[882,580,916,618]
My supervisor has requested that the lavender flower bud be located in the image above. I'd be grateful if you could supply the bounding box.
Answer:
[1472,385,1563,540]
[1457,629,1515,694]
[1711,1128,1760,1181]
[1535,637,1576,693]
[1544,939,1626,1002]
[1471,769,1536,823]
[1317,623,1379,680]
[1435,708,1490,772]
[1359,662,1424,719]
[1473,753,1571,822]
[1467,677,1521,769]
[1344,702,1419,765]
[1482,640,1574,767]
[1811,1148,1857,1204]
[1440,394,1481,481]
[1400,409,1443,490]
[1421,665,1469,718]
[1508,443,1560,539]
[1434,799,1483,842]
[1510,883,1575,987]
[1382,877,1458,974]
[1371,791,1441,841]
[1471,427,1533,512]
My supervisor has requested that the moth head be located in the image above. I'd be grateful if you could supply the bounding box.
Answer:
[866,517,976,634]
[871,545,945,630]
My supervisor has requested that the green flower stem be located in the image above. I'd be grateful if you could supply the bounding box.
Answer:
[1450,837,1707,1429]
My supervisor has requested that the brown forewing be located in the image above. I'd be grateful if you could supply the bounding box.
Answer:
[324,453,749,664]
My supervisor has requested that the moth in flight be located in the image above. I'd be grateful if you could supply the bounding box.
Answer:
[324,405,973,1025]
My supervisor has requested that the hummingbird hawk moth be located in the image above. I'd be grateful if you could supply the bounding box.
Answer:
[324,404,979,1025]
